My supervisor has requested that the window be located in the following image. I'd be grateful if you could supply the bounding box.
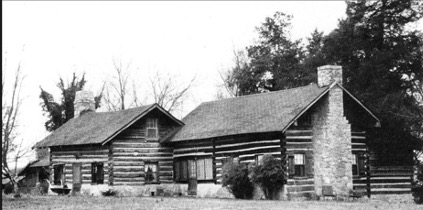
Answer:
[197,158,213,180]
[53,164,64,185]
[174,158,213,182]
[145,162,159,183]
[294,154,305,177]
[91,162,104,184]
[352,154,358,176]
[146,118,158,139]
[255,155,263,165]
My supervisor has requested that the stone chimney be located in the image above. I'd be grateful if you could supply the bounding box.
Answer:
[312,65,353,198]
[74,90,95,118]
[317,65,343,87]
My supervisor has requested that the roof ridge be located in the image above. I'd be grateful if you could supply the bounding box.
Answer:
[201,84,319,105]
[94,103,155,114]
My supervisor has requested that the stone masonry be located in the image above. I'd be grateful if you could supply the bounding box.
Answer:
[312,65,353,197]
[74,90,96,118]
[317,65,343,87]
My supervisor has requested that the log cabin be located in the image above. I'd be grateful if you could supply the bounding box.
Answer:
[35,65,414,198]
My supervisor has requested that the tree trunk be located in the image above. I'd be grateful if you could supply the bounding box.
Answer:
[13,179,21,198]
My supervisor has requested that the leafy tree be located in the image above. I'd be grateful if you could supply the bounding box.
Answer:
[223,12,310,96]
[322,0,423,165]
[39,73,102,132]
[221,160,254,199]
[303,29,326,80]
[250,155,285,200]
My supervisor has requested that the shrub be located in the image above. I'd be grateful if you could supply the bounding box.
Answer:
[412,158,423,204]
[250,154,285,200]
[4,183,14,195]
[221,160,254,199]
[101,188,119,197]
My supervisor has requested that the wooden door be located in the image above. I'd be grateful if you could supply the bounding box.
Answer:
[72,163,82,196]
[187,160,197,195]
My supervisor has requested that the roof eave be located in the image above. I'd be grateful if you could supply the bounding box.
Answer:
[281,84,332,133]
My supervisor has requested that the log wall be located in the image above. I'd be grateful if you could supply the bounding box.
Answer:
[110,114,176,186]
[50,145,110,185]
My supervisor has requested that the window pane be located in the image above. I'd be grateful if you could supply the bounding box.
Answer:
[205,158,213,180]
[197,159,205,180]
[294,154,304,165]
[181,160,188,181]
[256,155,263,165]
[147,128,157,138]
[174,161,180,181]
[145,163,158,182]
[352,154,357,165]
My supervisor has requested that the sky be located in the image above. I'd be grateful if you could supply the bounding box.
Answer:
[3,1,348,167]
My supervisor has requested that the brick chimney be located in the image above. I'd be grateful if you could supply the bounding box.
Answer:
[312,65,353,198]
[317,65,343,87]
[74,90,95,118]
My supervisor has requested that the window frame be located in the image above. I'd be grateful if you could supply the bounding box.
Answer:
[174,157,214,182]
[53,164,64,185]
[294,153,306,177]
[91,162,104,184]
[255,154,264,166]
[352,153,361,176]
[146,118,159,139]
[145,162,159,184]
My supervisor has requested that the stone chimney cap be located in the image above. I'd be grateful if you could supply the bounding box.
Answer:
[317,65,343,87]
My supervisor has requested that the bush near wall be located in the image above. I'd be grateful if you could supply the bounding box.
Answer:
[250,155,285,200]
[221,160,254,199]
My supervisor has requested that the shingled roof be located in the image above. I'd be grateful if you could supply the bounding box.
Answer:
[36,104,181,147]
[169,84,330,142]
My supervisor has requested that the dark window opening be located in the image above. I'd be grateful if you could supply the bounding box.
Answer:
[145,162,159,183]
[352,154,359,176]
[91,162,104,184]
[53,164,64,185]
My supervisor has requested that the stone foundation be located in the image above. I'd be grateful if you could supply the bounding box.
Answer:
[56,183,234,198]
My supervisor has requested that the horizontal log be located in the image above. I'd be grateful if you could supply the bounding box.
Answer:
[174,152,212,158]
[174,146,213,153]
[52,146,108,152]
[215,139,279,149]
[216,145,280,154]
[52,158,108,163]
[113,177,144,182]
[159,171,173,176]
[113,152,173,157]
[113,157,173,161]
[112,148,172,153]
[113,172,144,178]
[53,155,108,159]
[113,140,159,146]
[113,167,144,172]
[113,182,145,186]
[113,161,144,166]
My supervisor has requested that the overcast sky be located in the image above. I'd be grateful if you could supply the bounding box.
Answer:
[3,1,348,166]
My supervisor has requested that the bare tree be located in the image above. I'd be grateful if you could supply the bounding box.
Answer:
[149,71,196,114]
[217,49,249,99]
[103,58,142,111]
[2,61,29,197]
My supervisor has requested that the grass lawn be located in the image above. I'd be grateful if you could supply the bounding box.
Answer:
[2,194,420,210]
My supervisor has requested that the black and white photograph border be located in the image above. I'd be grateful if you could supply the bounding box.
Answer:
[2,1,423,209]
